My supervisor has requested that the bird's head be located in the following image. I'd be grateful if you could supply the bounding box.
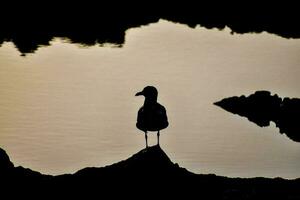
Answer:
[135,86,158,102]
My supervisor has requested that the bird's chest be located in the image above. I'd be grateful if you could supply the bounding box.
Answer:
[139,106,160,120]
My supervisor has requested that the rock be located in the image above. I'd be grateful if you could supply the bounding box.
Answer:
[1,3,299,55]
[214,91,300,142]
[0,148,14,173]
[0,145,300,199]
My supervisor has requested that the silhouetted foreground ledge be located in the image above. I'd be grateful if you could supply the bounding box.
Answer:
[215,91,300,143]
[1,2,299,55]
[1,146,300,199]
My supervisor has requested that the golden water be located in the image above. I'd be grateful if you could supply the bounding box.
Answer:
[0,20,300,178]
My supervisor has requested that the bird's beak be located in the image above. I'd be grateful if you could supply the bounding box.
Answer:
[135,91,143,96]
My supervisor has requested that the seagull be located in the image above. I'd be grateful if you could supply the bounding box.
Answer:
[135,86,169,148]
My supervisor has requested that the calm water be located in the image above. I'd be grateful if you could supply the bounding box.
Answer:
[1,20,300,178]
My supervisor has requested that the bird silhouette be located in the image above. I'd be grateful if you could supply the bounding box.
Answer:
[135,86,169,148]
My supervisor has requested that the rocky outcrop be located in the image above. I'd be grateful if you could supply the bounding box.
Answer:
[0,148,14,173]
[214,91,300,142]
[0,2,299,55]
[1,145,300,199]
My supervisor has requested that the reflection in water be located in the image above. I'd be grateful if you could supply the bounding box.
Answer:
[0,20,300,178]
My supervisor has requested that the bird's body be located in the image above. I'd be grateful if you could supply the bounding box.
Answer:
[135,86,169,147]
[136,102,168,132]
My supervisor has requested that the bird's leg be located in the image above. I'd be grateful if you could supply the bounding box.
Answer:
[157,131,160,146]
[145,131,148,148]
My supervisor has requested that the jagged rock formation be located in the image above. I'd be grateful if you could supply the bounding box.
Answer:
[214,91,300,142]
[0,2,299,55]
[1,146,300,199]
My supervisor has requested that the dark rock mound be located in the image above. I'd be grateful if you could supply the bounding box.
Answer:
[214,91,300,142]
[0,2,299,55]
[1,145,300,199]
[0,148,14,173]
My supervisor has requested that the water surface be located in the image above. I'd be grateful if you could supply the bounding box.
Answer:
[0,20,300,178]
